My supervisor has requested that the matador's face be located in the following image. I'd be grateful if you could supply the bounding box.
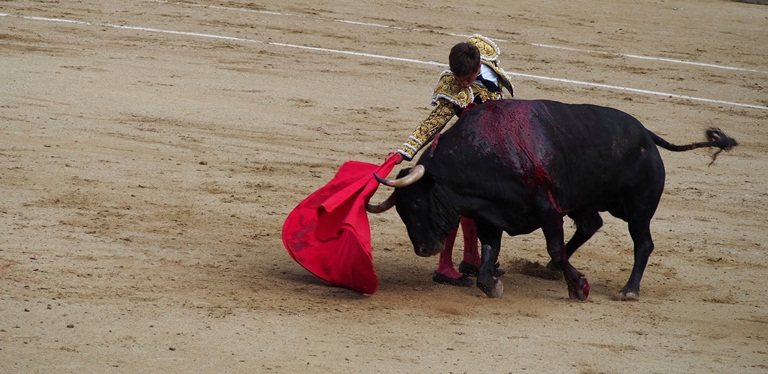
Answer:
[457,64,481,88]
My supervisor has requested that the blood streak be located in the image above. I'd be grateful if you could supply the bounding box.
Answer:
[475,101,565,213]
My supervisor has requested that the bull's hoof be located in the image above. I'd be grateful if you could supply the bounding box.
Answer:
[564,269,590,301]
[618,290,640,301]
[568,284,589,301]
[478,279,504,298]
[432,271,474,287]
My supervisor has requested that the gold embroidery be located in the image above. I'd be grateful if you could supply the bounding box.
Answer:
[398,100,456,160]
[469,34,500,62]
[431,72,472,108]
[470,82,503,103]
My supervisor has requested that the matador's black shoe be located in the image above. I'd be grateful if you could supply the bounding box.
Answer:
[432,271,474,287]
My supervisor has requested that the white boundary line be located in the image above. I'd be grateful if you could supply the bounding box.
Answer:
[2,12,766,111]
[529,43,765,74]
[159,1,767,75]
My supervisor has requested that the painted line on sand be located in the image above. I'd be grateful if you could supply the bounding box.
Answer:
[2,13,766,110]
[157,1,766,75]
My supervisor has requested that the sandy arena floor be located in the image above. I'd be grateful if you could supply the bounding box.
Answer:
[1,0,767,372]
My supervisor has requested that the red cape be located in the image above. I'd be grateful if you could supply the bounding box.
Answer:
[282,155,399,294]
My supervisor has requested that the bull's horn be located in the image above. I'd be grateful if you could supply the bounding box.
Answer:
[365,191,396,213]
[374,165,425,188]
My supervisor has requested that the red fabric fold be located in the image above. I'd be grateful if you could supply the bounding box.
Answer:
[282,155,399,294]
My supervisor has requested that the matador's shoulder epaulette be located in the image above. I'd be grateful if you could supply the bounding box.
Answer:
[430,70,473,108]
[468,34,501,62]
[469,33,514,96]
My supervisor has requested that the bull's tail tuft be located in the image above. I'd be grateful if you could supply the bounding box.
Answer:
[649,127,738,165]
[705,127,738,151]
[705,127,739,166]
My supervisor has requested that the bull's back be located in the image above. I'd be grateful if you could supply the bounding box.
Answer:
[433,99,662,211]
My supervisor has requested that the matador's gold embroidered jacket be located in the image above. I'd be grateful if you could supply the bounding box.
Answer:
[397,34,514,161]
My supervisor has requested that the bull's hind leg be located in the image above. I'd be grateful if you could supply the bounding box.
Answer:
[616,157,663,300]
[547,210,603,271]
[615,174,662,300]
[541,215,590,301]
[620,221,654,300]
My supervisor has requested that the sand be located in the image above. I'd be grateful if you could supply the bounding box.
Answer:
[1,0,767,372]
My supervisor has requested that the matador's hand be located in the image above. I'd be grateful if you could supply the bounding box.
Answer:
[387,152,404,164]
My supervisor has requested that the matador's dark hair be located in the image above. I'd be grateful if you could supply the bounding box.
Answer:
[449,42,481,77]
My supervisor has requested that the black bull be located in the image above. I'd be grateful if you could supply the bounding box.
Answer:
[369,99,737,300]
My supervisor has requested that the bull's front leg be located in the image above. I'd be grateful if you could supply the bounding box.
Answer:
[542,216,590,301]
[475,223,503,298]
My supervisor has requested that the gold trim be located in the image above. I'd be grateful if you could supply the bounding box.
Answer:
[469,34,500,62]
[431,71,473,108]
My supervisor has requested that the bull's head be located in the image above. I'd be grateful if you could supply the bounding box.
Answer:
[367,165,459,257]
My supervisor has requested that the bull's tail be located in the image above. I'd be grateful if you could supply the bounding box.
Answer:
[649,127,738,165]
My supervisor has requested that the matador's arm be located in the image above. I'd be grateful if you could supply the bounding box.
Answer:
[397,99,456,161]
